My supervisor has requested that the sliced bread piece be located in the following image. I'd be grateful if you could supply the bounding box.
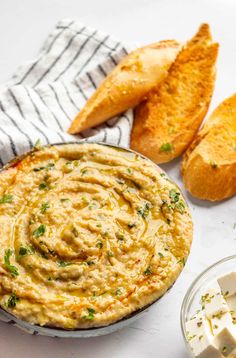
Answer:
[131,24,218,164]
[68,40,181,134]
[182,93,236,201]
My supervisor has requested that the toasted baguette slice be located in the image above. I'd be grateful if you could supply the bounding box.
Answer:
[68,40,181,134]
[131,24,218,164]
[182,94,236,201]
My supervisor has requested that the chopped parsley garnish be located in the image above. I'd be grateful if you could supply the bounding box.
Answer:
[161,189,185,215]
[58,261,71,268]
[144,266,152,276]
[4,249,19,277]
[0,194,13,204]
[96,241,103,249]
[33,163,55,172]
[212,311,225,320]
[201,293,211,305]
[18,246,34,257]
[19,247,28,256]
[116,232,125,241]
[40,202,50,214]
[160,173,166,177]
[33,166,44,172]
[63,161,73,173]
[38,182,48,190]
[169,189,180,203]
[88,200,98,210]
[33,224,46,238]
[83,308,96,320]
[175,201,185,214]
[108,251,114,257]
[115,288,122,296]
[46,163,55,169]
[177,258,186,266]
[81,196,88,204]
[158,252,164,258]
[187,334,196,342]
[81,169,87,175]
[160,143,172,152]
[7,293,19,308]
[126,168,133,174]
[34,139,41,149]
[60,198,70,203]
[137,202,152,219]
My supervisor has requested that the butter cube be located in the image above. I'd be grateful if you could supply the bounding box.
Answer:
[211,312,233,336]
[201,287,229,319]
[213,326,236,356]
[218,272,236,298]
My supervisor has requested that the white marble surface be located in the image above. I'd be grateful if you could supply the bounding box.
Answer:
[0,0,236,357]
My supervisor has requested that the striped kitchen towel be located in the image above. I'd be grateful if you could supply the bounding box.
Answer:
[0,18,133,166]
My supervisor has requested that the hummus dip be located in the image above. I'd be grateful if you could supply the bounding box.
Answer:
[0,143,192,329]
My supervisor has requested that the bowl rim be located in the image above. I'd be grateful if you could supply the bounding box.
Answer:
[0,140,189,337]
[1,140,163,172]
[180,254,236,355]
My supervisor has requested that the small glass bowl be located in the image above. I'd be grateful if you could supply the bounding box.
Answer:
[180,255,236,357]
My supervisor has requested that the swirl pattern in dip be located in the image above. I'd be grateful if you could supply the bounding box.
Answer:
[0,143,192,329]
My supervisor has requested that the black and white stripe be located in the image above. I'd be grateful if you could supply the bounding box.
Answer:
[0,18,133,171]
[53,29,98,81]
[33,25,87,87]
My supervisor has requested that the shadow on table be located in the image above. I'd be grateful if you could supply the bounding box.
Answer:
[0,312,188,358]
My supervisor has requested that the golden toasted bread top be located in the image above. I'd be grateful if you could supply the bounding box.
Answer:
[131,23,218,163]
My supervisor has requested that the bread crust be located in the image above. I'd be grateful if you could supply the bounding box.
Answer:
[182,93,236,201]
[131,24,218,164]
[68,40,181,134]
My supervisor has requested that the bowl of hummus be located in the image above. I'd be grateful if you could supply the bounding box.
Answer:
[0,142,192,337]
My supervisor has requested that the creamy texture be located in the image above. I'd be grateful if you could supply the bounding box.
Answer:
[0,143,192,329]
